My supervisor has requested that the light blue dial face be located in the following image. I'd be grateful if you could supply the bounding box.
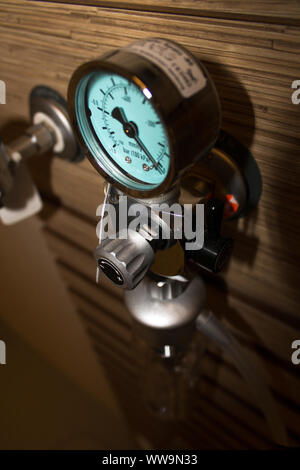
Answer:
[75,71,170,191]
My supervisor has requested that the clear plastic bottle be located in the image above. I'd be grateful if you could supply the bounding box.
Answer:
[132,329,206,421]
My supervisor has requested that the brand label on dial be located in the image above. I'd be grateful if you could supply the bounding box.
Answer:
[125,38,207,98]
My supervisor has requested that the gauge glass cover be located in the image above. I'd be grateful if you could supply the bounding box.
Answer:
[75,71,170,191]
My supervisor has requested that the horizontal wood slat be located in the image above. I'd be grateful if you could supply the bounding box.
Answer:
[33,1,300,25]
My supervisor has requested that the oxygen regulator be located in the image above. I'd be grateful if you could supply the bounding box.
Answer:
[67,37,262,289]
[66,41,289,441]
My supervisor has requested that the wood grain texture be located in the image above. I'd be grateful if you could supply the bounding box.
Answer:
[38,0,300,25]
[0,0,300,449]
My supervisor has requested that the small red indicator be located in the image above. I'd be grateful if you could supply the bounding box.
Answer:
[224,194,239,218]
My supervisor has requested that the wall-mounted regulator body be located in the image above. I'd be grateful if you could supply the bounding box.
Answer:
[68,38,262,288]
[65,39,289,441]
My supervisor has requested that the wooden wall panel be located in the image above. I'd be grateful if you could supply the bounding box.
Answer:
[0,0,300,449]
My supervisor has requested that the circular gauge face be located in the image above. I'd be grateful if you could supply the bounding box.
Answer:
[75,71,171,191]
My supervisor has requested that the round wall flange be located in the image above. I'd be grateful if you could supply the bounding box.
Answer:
[180,130,262,218]
[29,85,84,162]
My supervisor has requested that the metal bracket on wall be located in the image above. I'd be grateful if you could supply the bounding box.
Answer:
[180,129,262,220]
[0,86,83,223]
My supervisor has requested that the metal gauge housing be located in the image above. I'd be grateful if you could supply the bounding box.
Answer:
[68,38,221,197]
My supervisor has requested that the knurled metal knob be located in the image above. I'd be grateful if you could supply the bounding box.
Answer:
[94,229,155,290]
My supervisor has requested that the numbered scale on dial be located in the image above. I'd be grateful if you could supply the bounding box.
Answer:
[86,72,170,187]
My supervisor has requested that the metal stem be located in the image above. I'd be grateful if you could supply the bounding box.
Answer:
[6,123,55,163]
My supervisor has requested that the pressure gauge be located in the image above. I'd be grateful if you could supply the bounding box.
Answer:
[68,38,221,197]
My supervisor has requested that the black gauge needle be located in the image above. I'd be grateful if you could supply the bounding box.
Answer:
[111,106,128,126]
[111,107,163,174]
[134,135,163,174]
